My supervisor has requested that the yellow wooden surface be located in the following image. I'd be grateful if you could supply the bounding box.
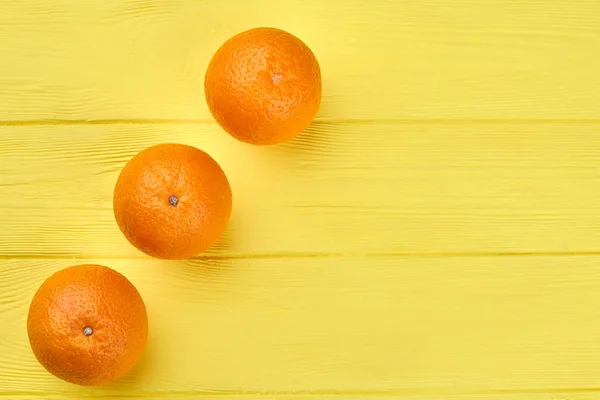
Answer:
[1,0,600,399]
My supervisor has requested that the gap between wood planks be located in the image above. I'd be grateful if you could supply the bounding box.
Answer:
[4,250,600,260]
[1,118,600,126]
[2,386,600,398]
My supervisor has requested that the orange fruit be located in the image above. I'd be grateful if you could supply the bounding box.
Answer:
[113,143,232,260]
[27,264,148,386]
[205,27,322,145]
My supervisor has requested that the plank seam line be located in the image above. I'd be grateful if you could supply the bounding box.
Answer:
[2,118,600,126]
[3,250,600,260]
[2,386,600,397]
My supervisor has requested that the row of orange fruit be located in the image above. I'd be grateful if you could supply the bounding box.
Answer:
[27,27,322,386]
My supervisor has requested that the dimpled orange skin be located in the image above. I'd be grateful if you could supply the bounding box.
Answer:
[113,143,232,260]
[27,264,148,386]
[205,27,322,145]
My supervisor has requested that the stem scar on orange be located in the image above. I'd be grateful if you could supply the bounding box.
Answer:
[27,264,148,386]
[205,27,322,145]
[113,143,232,260]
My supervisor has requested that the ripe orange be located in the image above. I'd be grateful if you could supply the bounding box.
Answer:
[113,143,232,260]
[27,264,148,386]
[205,27,322,145]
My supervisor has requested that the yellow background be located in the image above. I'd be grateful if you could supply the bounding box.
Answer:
[2,0,600,399]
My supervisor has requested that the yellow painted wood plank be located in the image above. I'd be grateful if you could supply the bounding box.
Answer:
[8,395,600,400]
[3,256,600,395]
[2,122,600,257]
[0,0,599,121]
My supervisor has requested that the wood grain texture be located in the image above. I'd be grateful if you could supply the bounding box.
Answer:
[10,396,600,400]
[8,395,600,400]
[2,122,600,258]
[0,0,599,122]
[3,256,600,396]
[3,0,600,398]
